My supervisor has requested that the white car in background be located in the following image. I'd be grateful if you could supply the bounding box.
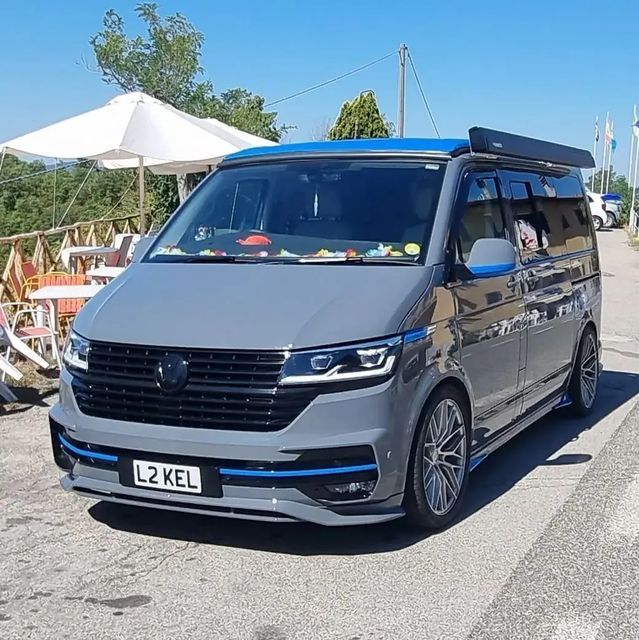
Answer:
[586,191,610,230]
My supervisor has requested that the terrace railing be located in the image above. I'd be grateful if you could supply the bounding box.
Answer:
[0,214,139,303]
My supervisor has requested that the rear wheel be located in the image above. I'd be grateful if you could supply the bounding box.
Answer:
[568,327,599,417]
[593,215,603,231]
[404,385,471,531]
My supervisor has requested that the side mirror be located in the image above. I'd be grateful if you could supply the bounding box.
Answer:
[130,235,155,263]
[466,238,517,278]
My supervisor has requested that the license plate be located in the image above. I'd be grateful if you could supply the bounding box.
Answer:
[132,460,202,494]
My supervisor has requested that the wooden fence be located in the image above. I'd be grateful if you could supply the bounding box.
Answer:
[0,214,139,303]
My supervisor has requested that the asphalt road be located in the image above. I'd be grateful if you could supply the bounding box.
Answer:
[1,228,639,640]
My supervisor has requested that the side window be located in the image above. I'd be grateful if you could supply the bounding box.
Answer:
[456,175,507,263]
[509,173,564,260]
[552,175,593,253]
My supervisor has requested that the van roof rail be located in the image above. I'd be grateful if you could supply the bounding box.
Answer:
[469,127,595,169]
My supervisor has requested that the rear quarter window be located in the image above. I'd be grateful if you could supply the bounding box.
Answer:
[506,171,592,261]
[552,175,593,253]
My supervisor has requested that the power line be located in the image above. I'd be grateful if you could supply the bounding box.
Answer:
[265,51,397,108]
[0,159,92,186]
[406,50,441,138]
[100,174,138,220]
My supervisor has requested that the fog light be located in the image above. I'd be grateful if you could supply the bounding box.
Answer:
[325,480,376,497]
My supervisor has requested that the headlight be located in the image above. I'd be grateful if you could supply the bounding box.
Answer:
[63,331,91,371]
[280,336,403,385]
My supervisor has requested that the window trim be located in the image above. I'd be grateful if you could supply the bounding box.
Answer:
[445,168,514,280]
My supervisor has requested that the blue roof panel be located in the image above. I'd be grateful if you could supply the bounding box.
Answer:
[225,137,469,161]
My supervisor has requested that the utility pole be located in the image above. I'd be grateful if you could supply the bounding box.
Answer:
[397,43,407,138]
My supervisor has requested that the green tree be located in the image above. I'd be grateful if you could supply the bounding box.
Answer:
[90,2,288,219]
[586,169,636,223]
[0,154,140,249]
[328,91,391,140]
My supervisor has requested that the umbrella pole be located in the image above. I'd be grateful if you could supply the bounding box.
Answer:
[138,156,146,235]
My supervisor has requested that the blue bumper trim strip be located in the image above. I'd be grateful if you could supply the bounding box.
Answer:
[58,433,119,463]
[219,463,378,478]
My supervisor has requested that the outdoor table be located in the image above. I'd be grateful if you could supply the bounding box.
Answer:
[29,284,105,345]
[86,266,125,282]
[60,246,119,274]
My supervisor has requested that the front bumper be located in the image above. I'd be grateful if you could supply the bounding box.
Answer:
[50,368,409,526]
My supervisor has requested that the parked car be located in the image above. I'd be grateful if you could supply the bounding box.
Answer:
[50,128,602,531]
[586,191,610,230]
[601,193,623,227]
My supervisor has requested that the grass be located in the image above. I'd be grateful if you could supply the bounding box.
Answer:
[625,226,639,249]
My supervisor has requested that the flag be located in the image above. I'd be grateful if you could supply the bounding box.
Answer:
[605,119,613,144]
[539,174,556,197]
[633,105,639,139]
[594,116,599,142]
[611,138,617,152]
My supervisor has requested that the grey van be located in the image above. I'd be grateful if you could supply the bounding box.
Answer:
[50,127,601,531]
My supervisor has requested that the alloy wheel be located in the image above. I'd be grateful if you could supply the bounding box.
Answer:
[422,399,467,515]
[580,333,598,409]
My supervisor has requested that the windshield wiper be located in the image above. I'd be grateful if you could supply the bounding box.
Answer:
[296,256,418,265]
[156,254,267,264]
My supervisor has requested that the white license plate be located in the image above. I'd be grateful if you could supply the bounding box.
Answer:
[132,460,202,494]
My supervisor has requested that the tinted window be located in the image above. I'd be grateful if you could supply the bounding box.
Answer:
[509,173,564,260]
[552,174,593,252]
[148,160,446,263]
[457,175,506,262]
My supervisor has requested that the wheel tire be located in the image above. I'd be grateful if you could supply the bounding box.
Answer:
[568,326,599,417]
[403,385,471,531]
[593,216,602,231]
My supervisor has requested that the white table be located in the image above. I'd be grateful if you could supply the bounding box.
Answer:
[60,246,119,273]
[30,284,105,344]
[86,266,125,281]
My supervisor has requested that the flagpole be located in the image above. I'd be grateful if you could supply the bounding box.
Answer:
[592,116,599,187]
[632,141,639,234]
[605,122,612,193]
[598,112,609,192]
[629,105,637,186]
[628,129,635,187]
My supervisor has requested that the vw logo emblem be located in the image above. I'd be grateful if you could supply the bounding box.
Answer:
[154,354,189,394]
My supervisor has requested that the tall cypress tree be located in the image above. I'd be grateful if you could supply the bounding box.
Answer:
[328,91,391,140]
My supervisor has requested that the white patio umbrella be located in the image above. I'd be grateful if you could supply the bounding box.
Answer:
[101,116,277,175]
[0,92,277,233]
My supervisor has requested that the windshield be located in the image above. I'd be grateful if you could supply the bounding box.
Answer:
[147,158,446,263]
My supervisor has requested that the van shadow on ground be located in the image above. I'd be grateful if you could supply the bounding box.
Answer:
[90,370,639,556]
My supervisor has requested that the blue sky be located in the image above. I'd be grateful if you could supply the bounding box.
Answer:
[1,0,637,176]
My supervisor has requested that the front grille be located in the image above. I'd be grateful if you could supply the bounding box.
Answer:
[72,341,316,432]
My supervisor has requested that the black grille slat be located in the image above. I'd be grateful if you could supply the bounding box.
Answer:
[73,341,314,431]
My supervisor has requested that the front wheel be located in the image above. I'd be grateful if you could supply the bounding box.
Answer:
[403,385,471,531]
[568,327,599,417]
[593,215,603,231]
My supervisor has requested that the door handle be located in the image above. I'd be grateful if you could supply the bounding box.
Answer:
[525,270,540,285]
[506,275,520,289]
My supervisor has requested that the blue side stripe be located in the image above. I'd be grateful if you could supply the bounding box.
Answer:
[58,433,119,463]
[219,463,377,478]
[468,263,515,276]
[404,327,428,344]
[554,392,573,409]
[469,455,488,472]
